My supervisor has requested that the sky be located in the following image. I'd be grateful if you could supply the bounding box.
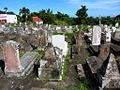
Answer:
[0,0,120,17]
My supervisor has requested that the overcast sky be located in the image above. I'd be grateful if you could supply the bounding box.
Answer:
[0,0,120,17]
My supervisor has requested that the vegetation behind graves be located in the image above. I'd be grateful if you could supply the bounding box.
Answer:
[1,5,120,26]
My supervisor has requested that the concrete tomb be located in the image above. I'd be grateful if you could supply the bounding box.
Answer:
[92,26,101,45]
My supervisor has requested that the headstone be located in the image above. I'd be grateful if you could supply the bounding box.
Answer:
[88,28,92,33]
[98,44,110,61]
[56,26,61,30]
[102,53,120,89]
[9,27,14,33]
[76,25,78,28]
[48,25,51,30]
[0,24,3,32]
[38,60,47,78]
[47,32,52,44]
[115,29,120,39]
[112,27,116,33]
[76,64,85,78]
[19,22,22,26]
[45,24,48,28]
[65,26,67,29]
[105,27,111,42]
[92,26,101,45]
[1,40,22,77]
[69,26,72,29]
[104,25,108,28]
[115,23,119,28]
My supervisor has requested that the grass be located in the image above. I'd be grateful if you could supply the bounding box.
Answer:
[62,53,69,80]
[62,32,74,80]
[38,50,45,59]
[62,46,70,80]
[56,82,88,90]
[53,32,63,35]
[65,32,74,45]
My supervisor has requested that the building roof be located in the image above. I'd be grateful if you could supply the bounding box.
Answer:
[32,17,42,22]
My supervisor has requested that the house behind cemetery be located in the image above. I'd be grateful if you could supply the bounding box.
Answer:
[0,14,17,24]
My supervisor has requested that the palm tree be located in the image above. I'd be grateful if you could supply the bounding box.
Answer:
[4,7,8,13]
[19,7,30,23]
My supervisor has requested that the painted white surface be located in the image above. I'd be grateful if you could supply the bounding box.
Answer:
[52,35,68,56]
[0,14,17,23]
[92,26,101,45]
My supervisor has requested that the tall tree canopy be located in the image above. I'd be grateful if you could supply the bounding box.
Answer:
[4,7,8,13]
[76,5,88,24]
[19,7,30,23]
[38,9,54,24]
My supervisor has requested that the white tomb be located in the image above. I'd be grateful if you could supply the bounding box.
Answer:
[105,28,111,42]
[92,26,101,45]
[115,23,119,28]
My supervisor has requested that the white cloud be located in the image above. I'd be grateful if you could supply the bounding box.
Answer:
[68,0,120,10]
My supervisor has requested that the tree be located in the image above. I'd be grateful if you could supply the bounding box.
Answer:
[76,5,88,24]
[4,7,8,13]
[55,11,69,20]
[19,7,30,23]
[38,9,54,24]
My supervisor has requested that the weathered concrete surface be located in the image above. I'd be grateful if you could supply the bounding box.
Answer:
[102,53,120,89]
[76,64,85,78]
[98,44,110,61]
[115,30,120,40]
[1,40,38,77]
[44,46,56,61]
[20,52,38,76]
[0,78,46,90]
[0,47,3,60]
[110,43,120,54]
[89,45,99,54]
[87,56,103,74]
[1,40,22,77]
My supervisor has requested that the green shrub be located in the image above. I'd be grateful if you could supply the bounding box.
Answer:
[38,50,45,59]
[55,20,68,26]
[79,25,88,31]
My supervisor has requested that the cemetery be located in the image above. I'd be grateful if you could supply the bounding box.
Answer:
[0,2,120,90]
[0,20,120,89]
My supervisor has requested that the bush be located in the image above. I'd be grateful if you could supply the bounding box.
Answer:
[79,25,88,31]
[65,33,74,45]
[55,20,68,26]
